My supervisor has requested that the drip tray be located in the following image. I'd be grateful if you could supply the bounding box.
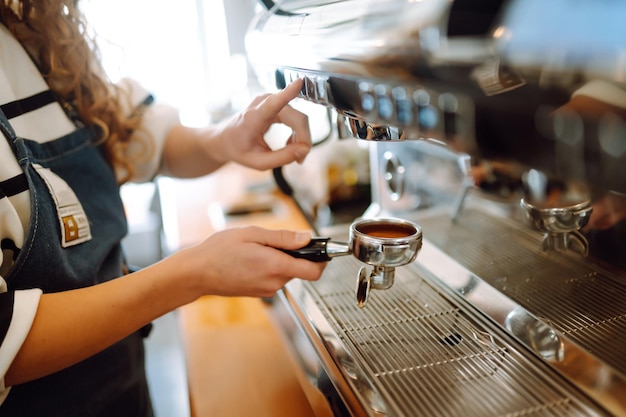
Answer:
[287,253,610,416]
[419,208,626,377]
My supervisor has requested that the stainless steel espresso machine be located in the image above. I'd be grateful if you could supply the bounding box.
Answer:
[246,1,626,416]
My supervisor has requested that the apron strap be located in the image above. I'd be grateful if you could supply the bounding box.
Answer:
[0,104,25,161]
[0,105,16,142]
[1,90,56,119]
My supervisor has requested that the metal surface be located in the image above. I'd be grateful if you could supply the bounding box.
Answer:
[519,197,593,256]
[277,141,626,416]
[282,239,613,416]
[248,1,626,415]
[418,207,626,396]
[278,141,626,416]
[429,210,623,355]
[349,218,422,268]
[349,217,422,306]
[247,0,626,197]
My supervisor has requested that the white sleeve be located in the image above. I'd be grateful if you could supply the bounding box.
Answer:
[0,288,42,405]
[132,101,180,181]
[572,80,626,109]
[115,78,181,183]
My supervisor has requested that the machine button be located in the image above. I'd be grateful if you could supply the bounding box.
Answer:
[358,81,375,113]
[413,89,431,106]
[375,84,393,120]
[418,105,438,130]
[316,77,328,103]
[438,93,459,113]
[396,99,412,125]
[413,89,437,130]
[361,93,375,113]
[300,75,311,98]
[304,76,317,100]
[378,96,393,120]
[392,87,412,125]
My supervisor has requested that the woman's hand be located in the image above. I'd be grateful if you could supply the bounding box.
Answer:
[163,79,312,178]
[171,226,327,298]
[5,225,325,387]
[214,79,312,170]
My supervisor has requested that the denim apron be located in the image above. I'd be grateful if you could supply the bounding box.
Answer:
[0,97,153,416]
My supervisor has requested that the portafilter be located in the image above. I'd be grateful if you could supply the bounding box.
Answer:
[282,217,423,307]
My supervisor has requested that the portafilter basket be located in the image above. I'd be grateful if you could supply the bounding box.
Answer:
[282,217,423,307]
[520,197,592,256]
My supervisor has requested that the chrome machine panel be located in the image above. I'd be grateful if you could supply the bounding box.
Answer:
[247,1,626,415]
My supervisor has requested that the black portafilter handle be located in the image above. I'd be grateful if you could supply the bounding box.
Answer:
[280,237,351,262]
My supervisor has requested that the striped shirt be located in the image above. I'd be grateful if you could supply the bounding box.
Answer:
[0,23,179,403]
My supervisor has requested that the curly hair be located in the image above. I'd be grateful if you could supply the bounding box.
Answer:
[0,0,152,183]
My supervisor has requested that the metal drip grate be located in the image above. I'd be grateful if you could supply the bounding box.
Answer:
[419,209,626,376]
[304,256,607,416]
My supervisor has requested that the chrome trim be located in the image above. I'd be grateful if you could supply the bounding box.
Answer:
[278,283,386,417]
[417,238,626,417]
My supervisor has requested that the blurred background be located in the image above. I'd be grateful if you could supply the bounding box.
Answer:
[84,0,259,126]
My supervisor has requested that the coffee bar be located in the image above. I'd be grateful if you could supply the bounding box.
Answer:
[163,1,626,416]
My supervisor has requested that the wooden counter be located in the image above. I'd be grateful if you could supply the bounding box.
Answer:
[158,164,333,417]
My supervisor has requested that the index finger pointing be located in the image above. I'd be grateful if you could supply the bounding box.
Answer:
[261,79,304,114]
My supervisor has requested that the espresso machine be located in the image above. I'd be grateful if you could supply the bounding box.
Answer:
[246,1,626,416]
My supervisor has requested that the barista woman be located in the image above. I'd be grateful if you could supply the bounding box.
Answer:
[0,1,325,416]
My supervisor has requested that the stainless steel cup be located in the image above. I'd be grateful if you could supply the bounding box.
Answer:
[283,217,423,307]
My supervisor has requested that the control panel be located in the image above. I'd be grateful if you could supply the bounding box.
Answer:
[280,67,476,147]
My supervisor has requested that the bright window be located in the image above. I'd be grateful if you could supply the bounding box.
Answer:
[82,0,239,127]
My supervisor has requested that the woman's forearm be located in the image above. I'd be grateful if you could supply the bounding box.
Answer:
[4,256,198,387]
[162,124,229,178]
[5,224,326,387]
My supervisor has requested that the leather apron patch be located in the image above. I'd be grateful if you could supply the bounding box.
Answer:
[32,163,92,247]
